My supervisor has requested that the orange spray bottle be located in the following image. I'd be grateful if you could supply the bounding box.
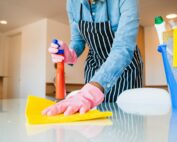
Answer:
[53,39,65,100]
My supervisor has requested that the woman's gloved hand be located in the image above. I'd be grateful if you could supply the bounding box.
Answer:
[42,83,104,116]
[48,40,77,64]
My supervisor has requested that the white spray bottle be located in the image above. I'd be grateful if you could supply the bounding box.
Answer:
[155,16,166,45]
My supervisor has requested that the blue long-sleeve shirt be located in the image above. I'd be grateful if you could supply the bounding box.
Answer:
[67,0,139,94]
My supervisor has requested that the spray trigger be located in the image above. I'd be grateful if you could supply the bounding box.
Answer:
[52,39,64,54]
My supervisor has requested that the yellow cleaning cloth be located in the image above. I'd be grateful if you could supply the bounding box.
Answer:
[26,96,112,125]
[173,28,177,67]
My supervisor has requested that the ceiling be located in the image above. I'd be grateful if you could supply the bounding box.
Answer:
[0,0,177,33]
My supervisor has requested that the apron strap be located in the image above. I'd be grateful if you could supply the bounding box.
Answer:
[80,3,83,20]
[105,0,110,21]
[80,0,110,21]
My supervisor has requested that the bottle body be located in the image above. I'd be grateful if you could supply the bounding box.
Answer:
[154,16,166,45]
[52,39,65,100]
[155,22,166,45]
[56,53,65,100]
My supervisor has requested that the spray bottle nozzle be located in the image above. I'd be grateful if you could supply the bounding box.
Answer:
[155,16,164,24]
[52,39,64,54]
[52,39,60,47]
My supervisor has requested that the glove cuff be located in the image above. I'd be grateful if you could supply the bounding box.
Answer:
[66,49,77,64]
[81,84,104,108]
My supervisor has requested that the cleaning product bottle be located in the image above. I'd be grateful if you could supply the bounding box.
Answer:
[53,39,65,100]
[155,16,166,45]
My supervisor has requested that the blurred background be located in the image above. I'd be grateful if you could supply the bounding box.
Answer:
[0,0,177,99]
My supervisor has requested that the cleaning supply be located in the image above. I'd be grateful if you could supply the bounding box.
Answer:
[167,19,177,68]
[42,83,104,116]
[25,96,112,125]
[155,16,166,45]
[116,88,171,115]
[53,39,65,100]
[163,28,177,68]
[158,44,177,108]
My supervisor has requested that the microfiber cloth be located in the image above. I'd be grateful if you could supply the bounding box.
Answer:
[25,96,112,125]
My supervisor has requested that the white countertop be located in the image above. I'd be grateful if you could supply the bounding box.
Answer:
[0,98,176,142]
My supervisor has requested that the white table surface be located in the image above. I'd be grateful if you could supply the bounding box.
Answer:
[0,98,176,142]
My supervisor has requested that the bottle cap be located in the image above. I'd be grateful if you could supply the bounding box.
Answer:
[52,39,64,55]
[155,16,164,24]
[53,39,60,47]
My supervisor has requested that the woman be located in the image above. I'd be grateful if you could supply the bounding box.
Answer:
[42,0,143,116]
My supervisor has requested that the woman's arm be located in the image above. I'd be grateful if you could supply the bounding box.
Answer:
[90,0,139,93]
[67,0,86,57]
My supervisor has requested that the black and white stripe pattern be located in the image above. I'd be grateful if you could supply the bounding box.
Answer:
[78,2,143,102]
[93,103,144,142]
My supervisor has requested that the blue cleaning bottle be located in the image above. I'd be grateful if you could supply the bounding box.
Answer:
[158,44,177,108]
[155,16,177,108]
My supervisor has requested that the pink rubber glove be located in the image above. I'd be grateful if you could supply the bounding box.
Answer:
[42,83,104,116]
[48,40,77,64]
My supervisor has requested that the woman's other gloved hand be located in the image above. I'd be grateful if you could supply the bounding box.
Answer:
[48,40,77,64]
[42,83,104,116]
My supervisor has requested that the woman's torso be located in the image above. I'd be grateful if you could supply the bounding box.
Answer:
[67,0,123,32]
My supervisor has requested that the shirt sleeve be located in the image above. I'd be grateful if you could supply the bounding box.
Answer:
[66,0,86,57]
[90,0,139,94]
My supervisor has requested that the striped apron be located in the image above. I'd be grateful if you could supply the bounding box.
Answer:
[78,1,143,102]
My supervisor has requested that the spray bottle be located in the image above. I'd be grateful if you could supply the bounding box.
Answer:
[155,16,166,45]
[156,16,177,108]
[53,39,65,100]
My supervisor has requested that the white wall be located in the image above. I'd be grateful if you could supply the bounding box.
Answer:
[4,19,48,98]
[144,26,167,86]
[46,19,88,84]
[20,19,47,97]
[0,35,9,98]
[7,34,22,98]
[0,35,9,76]
[0,35,3,76]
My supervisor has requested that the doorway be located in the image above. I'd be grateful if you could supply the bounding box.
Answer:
[7,33,21,98]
